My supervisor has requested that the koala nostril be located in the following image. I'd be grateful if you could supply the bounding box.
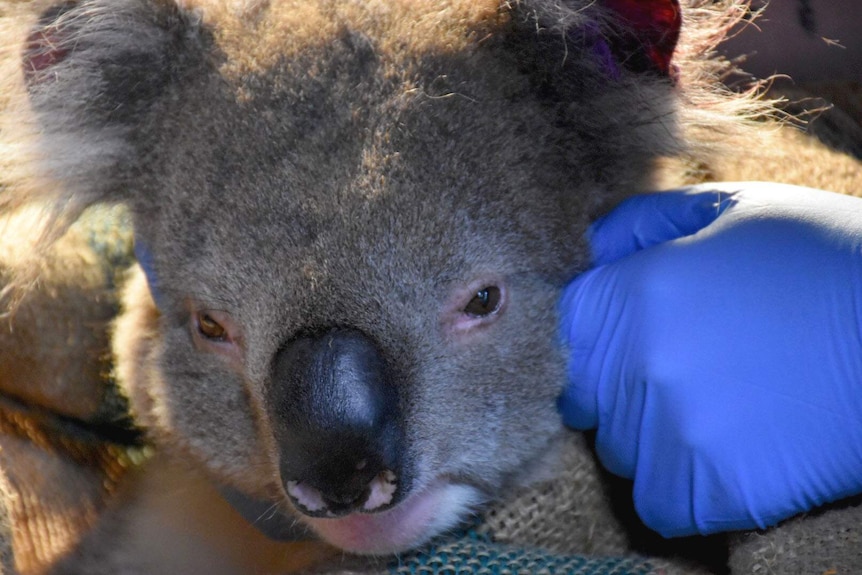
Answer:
[286,480,329,514]
[362,469,398,511]
[286,469,399,517]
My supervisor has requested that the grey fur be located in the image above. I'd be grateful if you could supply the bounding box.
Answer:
[0,0,775,571]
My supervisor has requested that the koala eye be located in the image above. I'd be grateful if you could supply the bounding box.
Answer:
[197,312,228,341]
[463,286,502,317]
[190,308,243,360]
[443,280,506,336]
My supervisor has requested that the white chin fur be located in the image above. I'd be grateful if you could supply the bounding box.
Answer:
[303,480,483,555]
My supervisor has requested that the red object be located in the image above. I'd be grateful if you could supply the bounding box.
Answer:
[601,0,682,76]
[24,29,69,76]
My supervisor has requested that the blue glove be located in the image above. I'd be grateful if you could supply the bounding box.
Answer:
[558,182,862,538]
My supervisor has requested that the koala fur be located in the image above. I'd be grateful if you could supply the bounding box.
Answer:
[1,0,861,573]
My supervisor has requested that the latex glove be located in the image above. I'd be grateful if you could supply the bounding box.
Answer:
[558,182,862,538]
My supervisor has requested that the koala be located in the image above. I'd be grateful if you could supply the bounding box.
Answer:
[6,0,857,573]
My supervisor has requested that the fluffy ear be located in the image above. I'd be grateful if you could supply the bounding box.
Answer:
[3,0,202,223]
[510,0,681,83]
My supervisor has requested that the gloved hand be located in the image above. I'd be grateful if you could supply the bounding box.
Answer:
[558,182,862,538]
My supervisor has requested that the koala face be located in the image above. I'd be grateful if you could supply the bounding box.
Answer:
[14,0,683,554]
[140,38,589,552]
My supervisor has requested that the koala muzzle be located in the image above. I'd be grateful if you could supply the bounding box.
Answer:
[268,328,405,517]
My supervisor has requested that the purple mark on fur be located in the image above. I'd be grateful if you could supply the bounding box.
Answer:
[583,23,622,81]
[591,36,622,81]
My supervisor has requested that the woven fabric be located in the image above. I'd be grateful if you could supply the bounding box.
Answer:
[0,206,144,574]
[386,532,655,575]
[729,498,862,574]
[477,434,630,558]
[0,397,147,574]
[0,206,137,427]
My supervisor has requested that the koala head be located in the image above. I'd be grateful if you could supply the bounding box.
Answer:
[12,0,690,555]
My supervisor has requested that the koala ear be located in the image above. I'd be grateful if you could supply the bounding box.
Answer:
[510,0,681,83]
[7,0,201,221]
[598,0,681,78]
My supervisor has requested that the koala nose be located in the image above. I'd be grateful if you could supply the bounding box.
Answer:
[267,328,404,517]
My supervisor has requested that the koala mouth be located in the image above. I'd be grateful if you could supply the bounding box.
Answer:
[300,477,484,555]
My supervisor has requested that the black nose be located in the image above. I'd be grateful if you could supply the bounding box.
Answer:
[267,328,403,517]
